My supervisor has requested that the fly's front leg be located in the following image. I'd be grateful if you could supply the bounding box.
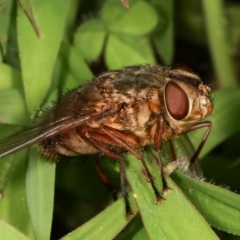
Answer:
[181,121,212,172]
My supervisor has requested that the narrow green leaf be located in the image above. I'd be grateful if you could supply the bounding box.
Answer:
[202,0,238,88]
[74,19,107,62]
[60,199,132,240]
[0,151,34,239]
[105,33,155,69]
[151,1,174,64]
[191,89,240,157]
[0,89,29,125]
[227,5,240,48]
[173,171,240,235]
[64,0,81,39]
[17,0,70,111]
[0,63,22,89]
[125,153,218,240]
[0,0,14,57]
[0,219,31,240]
[26,148,56,240]
[59,70,79,91]
[114,215,148,239]
[17,0,41,37]
[60,42,93,84]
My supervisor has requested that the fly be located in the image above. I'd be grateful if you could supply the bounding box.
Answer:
[0,65,213,216]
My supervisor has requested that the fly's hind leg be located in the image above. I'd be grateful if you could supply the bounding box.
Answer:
[84,132,133,217]
[94,160,118,201]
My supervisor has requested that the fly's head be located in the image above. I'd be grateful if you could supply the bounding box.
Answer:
[163,66,213,129]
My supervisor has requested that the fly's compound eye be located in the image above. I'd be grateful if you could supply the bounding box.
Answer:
[165,82,189,120]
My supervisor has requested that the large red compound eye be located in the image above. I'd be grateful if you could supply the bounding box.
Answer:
[165,82,189,120]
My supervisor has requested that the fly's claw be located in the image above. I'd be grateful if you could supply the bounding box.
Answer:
[163,187,172,195]
[156,196,166,204]
[126,210,136,221]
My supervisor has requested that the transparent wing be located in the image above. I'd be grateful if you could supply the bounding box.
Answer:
[0,106,120,159]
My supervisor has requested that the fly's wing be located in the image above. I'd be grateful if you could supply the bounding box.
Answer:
[0,106,121,159]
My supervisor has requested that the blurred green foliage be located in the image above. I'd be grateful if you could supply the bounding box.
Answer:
[0,0,240,239]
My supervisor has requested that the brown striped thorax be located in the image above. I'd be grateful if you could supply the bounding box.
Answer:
[0,65,213,160]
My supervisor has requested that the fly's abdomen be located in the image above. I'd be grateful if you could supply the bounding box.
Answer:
[38,127,99,160]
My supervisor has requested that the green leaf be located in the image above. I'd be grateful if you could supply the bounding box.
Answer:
[60,41,93,85]
[60,199,132,240]
[17,0,71,111]
[105,33,155,69]
[26,148,56,240]
[202,0,238,88]
[191,89,240,157]
[227,5,240,48]
[0,0,14,58]
[64,0,81,39]
[0,89,29,125]
[74,19,107,62]
[101,0,130,26]
[172,171,240,235]
[17,0,41,37]
[0,151,34,239]
[125,153,218,239]
[0,219,31,240]
[151,0,174,64]
[114,215,148,239]
[109,1,159,36]
[0,63,22,89]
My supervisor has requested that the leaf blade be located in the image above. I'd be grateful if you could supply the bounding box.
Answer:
[125,153,218,240]
[26,148,56,240]
[17,0,70,111]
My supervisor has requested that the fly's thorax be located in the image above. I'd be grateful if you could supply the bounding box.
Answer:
[95,65,169,98]
[163,67,213,130]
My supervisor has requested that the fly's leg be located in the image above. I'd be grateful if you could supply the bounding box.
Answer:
[86,136,133,217]
[100,125,164,204]
[181,121,212,172]
[167,140,185,174]
[155,118,163,152]
[94,160,118,201]
[154,118,171,193]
